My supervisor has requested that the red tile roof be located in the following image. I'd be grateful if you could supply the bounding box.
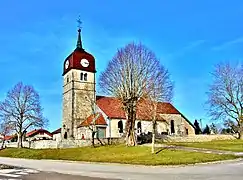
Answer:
[96,96,194,128]
[26,129,53,137]
[96,96,179,120]
[3,135,15,140]
[96,96,125,119]
[0,134,17,140]
[78,113,107,127]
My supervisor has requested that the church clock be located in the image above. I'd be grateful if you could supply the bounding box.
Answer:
[65,60,69,69]
[80,58,89,67]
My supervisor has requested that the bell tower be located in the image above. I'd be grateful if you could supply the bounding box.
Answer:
[62,20,96,139]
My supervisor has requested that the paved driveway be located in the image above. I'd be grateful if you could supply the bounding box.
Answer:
[0,157,242,180]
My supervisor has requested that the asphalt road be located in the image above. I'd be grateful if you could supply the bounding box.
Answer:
[0,167,117,180]
[0,157,243,180]
[22,171,117,180]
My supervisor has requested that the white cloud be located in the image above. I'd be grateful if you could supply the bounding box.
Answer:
[166,40,206,59]
[212,37,243,51]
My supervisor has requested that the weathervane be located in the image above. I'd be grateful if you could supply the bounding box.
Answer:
[77,15,82,30]
[76,15,83,49]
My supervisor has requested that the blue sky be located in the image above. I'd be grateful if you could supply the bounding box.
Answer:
[0,0,243,131]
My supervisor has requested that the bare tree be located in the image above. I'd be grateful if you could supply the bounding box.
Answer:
[0,116,14,149]
[78,85,104,147]
[99,42,173,146]
[88,114,104,147]
[223,119,238,134]
[140,67,173,153]
[0,82,48,148]
[207,62,243,139]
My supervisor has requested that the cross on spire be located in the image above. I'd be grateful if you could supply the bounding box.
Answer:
[77,16,82,30]
[76,16,83,50]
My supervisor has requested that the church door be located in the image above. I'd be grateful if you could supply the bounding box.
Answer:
[97,127,106,138]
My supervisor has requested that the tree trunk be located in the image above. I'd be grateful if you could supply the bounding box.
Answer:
[92,131,95,147]
[237,124,243,139]
[125,106,137,146]
[238,131,243,139]
[151,121,156,154]
[17,132,23,148]
[126,128,136,146]
[97,137,104,146]
[151,133,155,154]
[1,136,5,149]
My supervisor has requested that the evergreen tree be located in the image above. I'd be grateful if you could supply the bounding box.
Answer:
[220,128,232,134]
[194,120,202,134]
[203,124,210,134]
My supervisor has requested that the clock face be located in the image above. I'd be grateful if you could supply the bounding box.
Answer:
[65,60,69,69]
[80,58,89,67]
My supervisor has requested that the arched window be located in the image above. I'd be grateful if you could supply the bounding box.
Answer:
[118,120,123,133]
[84,73,87,81]
[64,132,67,139]
[137,122,142,133]
[80,73,83,81]
[171,120,175,134]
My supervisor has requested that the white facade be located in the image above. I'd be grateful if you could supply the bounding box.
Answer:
[53,133,62,141]
[26,132,53,141]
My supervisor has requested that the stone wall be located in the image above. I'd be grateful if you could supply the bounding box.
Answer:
[159,134,238,142]
[4,138,124,149]
[160,114,195,135]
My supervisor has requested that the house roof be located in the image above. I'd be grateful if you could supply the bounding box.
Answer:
[78,112,107,127]
[2,134,17,140]
[26,129,53,137]
[96,96,194,127]
[52,128,61,135]
[4,136,13,140]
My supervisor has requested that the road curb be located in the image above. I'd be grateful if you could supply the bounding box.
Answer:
[0,156,242,169]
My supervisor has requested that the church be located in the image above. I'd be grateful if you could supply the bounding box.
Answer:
[60,26,195,141]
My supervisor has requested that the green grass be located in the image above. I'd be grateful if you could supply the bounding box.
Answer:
[0,145,238,165]
[167,140,243,152]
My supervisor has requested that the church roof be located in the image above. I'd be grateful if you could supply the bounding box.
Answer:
[96,96,194,127]
[96,96,125,119]
[78,112,107,127]
[96,96,179,119]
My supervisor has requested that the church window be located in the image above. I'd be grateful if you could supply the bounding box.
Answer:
[84,73,87,81]
[67,76,69,83]
[185,128,189,135]
[64,132,67,139]
[171,120,175,134]
[80,73,84,81]
[137,122,142,134]
[118,120,123,133]
[80,73,87,81]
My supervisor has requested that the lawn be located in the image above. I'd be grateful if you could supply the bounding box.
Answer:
[0,145,238,166]
[167,140,243,152]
